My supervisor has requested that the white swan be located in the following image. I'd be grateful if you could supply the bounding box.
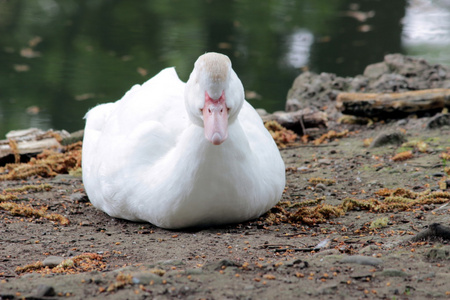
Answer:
[82,52,285,229]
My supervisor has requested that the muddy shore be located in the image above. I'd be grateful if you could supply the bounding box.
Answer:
[1,54,450,299]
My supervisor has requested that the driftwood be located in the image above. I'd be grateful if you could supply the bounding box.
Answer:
[336,88,450,118]
[262,107,328,135]
[0,128,70,165]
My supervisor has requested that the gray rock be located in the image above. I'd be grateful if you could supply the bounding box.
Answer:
[426,113,450,129]
[70,192,89,203]
[319,284,338,295]
[369,131,407,148]
[34,284,56,297]
[61,129,84,145]
[340,255,383,266]
[425,247,450,260]
[43,256,65,268]
[204,259,241,271]
[363,62,389,79]
[315,183,326,191]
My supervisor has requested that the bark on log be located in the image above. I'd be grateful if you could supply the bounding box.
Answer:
[336,88,450,118]
[0,128,69,164]
[262,107,328,135]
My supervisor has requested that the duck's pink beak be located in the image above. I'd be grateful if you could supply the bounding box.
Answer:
[203,91,228,145]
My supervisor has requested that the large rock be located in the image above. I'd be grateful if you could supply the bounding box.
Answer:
[285,54,450,121]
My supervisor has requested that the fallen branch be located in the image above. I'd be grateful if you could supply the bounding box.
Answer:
[262,107,328,134]
[336,88,450,118]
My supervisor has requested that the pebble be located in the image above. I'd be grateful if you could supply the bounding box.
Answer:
[43,256,65,268]
[158,259,185,266]
[339,255,383,266]
[369,131,407,148]
[425,247,450,260]
[418,272,435,282]
[204,259,241,271]
[132,272,164,285]
[426,113,450,129]
[315,183,326,191]
[319,284,338,295]
[70,192,89,203]
[34,284,56,297]
[375,268,409,277]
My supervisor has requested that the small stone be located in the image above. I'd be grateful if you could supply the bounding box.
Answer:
[204,259,241,271]
[132,272,163,285]
[426,113,450,129]
[369,131,407,148]
[43,256,65,268]
[418,272,435,282]
[185,268,203,275]
[70,192,89,203]
[375,268,409,277]
[315,183,326,191]
[425,247,450,260]
[158,259,185,266]
[35,284,56,297]
[363,62,389,79]
[340,255,383,266]
[319,284,338,295]
[255,108,268,117]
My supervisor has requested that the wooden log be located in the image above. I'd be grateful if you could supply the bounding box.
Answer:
[336,88,450,118]
[262,107,328,135]
[0,128,70,163]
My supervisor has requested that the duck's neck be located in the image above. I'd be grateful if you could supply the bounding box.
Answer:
[151,120,250,196]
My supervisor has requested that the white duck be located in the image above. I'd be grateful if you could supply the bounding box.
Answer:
[82,52,285,229]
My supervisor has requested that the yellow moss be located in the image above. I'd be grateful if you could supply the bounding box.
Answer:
[107,273,133,292]
[287,197,325,208]
[16,253,104,275]
[308,177,336,186]
[15,261,44,273]
[264,121,298,148]
[370,217,389,229]
[0,141,82,181]
[313,130,349,145]
[8,139,20,164]
[4,184,52,193]
[0,194,18,202]
[56,259,74,269]
[0,201,69,225]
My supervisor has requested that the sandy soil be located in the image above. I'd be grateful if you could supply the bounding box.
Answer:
[1,119,450,299]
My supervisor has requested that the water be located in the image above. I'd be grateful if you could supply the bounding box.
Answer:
[1,0,450,138]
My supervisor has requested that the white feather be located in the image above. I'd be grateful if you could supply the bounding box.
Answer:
[82,53,285,229]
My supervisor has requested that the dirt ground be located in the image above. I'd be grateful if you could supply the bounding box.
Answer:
[1,118,450,299]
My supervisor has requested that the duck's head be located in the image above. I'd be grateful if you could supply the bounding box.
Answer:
[185,52,244,145]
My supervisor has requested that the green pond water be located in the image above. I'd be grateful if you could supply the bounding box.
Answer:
[1,0,450,138]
